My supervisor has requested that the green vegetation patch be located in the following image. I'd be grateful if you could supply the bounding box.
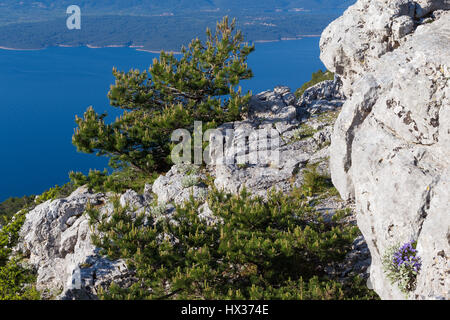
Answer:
[313,110,340,124]
[34,183,75,205]
[69,166,158,195]
[0,210,40,300]
[291,123,319,142]
[295,69,335,98]
[0,196,34,223]
[300,164,339,199]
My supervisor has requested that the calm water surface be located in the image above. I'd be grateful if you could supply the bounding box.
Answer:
[0,37,324,200]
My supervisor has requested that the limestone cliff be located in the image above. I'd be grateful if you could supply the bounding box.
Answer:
[320,0,449,299]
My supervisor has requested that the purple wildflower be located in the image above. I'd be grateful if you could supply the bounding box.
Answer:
[392,240,422,272]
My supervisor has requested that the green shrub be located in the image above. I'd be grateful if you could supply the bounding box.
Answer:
[181,175,200,188]
[382,241,421,295]
[0,258,40,300]
[0,196,35,223]
[177,164,200,176]
[295,69,334,98]
[69,166,158,194]
[0,210,40,300]
[86,187,375,300]
[0,210,28,265]
[34,183,75,205]
[301,166,338,197]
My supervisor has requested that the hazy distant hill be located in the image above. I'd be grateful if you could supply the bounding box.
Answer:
[0,1,354,16]
[0,0,355,50]
[0,1,354,25]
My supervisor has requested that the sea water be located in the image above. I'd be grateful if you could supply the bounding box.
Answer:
[0,37,324,200]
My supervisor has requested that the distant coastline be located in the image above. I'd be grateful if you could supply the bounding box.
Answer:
[0,44,182,54]
[0,46,42,51]
[254,35,320,43]
[135,48,182,54]
[0,35,321,54]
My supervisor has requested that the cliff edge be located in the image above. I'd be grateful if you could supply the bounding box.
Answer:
[320,0,449,299]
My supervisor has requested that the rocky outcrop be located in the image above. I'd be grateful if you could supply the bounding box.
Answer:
[320,0,450,97]
[152,165,208,205]
[298,79,345,112]
[321,0,449,299]
[17,187,141,299]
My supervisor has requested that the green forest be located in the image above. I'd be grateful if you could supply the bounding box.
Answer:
[0,1,355,50]
[0,13,338,51]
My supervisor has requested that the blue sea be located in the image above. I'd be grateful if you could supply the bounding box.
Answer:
[0,37,324,201]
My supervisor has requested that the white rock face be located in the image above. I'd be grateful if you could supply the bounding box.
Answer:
[17,187,137,299]
[320,0,450,97]
[298,79,345,109]
[15,82,355,299]
[321,0,449,299]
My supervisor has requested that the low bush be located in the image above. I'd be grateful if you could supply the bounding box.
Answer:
[181,175,200,188]
[86,187,376,300]
[69,166,158,194]
[301,166,338,198]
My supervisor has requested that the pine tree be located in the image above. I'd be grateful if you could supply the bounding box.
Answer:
[73,17,254,174]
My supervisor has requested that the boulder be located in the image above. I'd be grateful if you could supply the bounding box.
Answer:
[152,164,208,205]
[208,86,343,198]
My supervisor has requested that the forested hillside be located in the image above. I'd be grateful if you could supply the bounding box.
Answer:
[0,0,355,50]
[0,1,354,21]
